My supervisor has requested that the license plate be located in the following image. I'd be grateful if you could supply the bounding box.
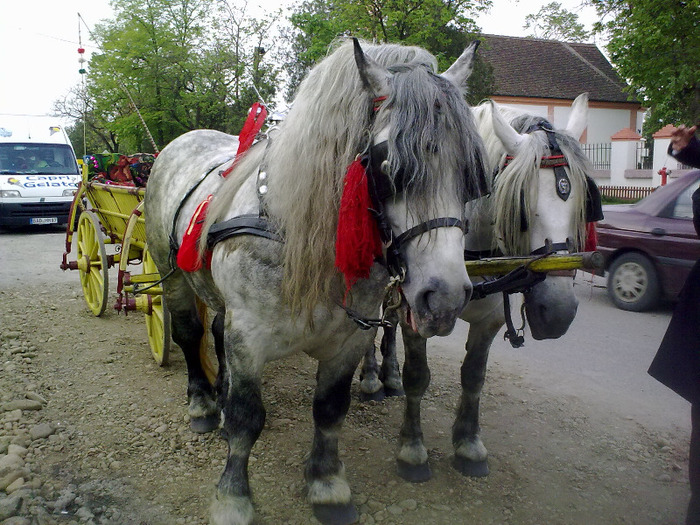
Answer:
[30,217,58,225]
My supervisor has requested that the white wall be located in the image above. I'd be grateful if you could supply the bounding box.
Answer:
[586,107,634,144]
[497,102,642,146]
[499,103,548,119]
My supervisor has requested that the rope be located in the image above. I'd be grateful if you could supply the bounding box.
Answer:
[119,78,160,154]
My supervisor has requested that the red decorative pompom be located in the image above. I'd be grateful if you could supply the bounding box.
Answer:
[177,195,213,272]
[584,221,597,252]
[335,158,383,301]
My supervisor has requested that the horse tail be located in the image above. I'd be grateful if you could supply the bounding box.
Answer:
[196,297,217,385]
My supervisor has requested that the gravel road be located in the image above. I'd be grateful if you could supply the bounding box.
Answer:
[0,228,692,524]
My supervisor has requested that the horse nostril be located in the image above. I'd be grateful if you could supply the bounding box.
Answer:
[418,281,471,317]
[418,289,436,315]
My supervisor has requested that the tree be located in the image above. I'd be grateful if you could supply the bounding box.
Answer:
[524,2,591,42]
[56,0,283,154]
[588,0,700,131]
[53,84,120,157]
[282,0,493,103]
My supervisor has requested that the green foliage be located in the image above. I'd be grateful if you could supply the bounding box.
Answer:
[57,0,282,154]
[283,0,493,101]
[589,0,700,131]
[524,2,591,42]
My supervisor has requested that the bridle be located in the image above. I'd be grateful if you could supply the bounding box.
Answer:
[500,118,575,258]
[331,93,478,329]
[361,138,466,282]
[489,119,578,347]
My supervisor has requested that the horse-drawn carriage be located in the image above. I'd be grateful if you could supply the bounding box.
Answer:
[60,152,171,366]
[57,37,607,525]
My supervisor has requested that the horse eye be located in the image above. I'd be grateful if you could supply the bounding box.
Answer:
[380,160,390,174]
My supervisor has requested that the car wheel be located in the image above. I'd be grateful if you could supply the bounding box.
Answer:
[607,252,660,311]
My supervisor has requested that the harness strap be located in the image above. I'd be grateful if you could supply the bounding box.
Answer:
[471,264,546,301]
[464,248,502,260]
[341,305,393,330]
[393,217,464,249]
[207,214,282,249]
[534,123,571,202]
[383,217,464,280]
[503,154,568,169]
[503,291,526,348]
[530,241,569,256]
[168,155,236,266]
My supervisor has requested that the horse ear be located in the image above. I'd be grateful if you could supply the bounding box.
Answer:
[353,38,390,96]
[490,101,526,154]
[441,40,480,89]
[564,93,589,140]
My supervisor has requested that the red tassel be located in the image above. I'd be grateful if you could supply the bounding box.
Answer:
[237,102,267,157]
[177,195,213,272]
[584,222,597,252]
[221,102,268,179]
[335,158,383,300]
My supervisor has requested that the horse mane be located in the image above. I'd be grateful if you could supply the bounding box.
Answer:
[471,101,591,255]
[204,38,485,321]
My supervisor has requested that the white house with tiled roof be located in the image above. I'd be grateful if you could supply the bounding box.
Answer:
[478,35,690,189]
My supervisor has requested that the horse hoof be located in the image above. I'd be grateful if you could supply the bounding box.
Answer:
[452,455,489,477]
[396,459,432,483]
[190,414,219,434]
[359,389,385,403]
[383,386,404,398]
[312,502,359,525]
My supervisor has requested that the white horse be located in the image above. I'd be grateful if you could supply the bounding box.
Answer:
[359,93,603,481]
[144,38,487,525]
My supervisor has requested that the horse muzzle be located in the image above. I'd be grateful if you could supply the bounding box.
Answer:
[405,278,472,338]
[524,277,578,340]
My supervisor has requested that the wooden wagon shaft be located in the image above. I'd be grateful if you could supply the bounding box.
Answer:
[465,251,604,277]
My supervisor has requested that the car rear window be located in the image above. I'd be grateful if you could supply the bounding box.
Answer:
[668,180,700,219]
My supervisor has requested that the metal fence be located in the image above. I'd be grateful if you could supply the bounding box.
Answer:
[635,140,653,169]
[582,143,611,170]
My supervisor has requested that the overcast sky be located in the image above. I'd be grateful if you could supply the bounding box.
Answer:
[0,0,600,119]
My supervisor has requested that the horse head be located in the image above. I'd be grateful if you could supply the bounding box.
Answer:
[489,93,595,339]
[352,39,487,337]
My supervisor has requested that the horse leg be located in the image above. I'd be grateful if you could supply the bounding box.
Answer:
[210,322,264,525]
[358,337,384,402]
[166,278,219,433]
[396,324,432,483]
[378,307,404,397]
[306,345,367,525]
[451,312,503,478]
[212,311,226,410]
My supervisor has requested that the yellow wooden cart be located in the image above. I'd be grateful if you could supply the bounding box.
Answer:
[60,155,170,365]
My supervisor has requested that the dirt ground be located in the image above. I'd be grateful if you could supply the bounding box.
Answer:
[0,276,692,525]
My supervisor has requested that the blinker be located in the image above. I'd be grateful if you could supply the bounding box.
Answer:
[364,141,404,202]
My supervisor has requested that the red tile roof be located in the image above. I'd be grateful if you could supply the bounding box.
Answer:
[478,34,637,104]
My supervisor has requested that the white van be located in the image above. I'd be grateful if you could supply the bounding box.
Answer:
[0,115,81,227]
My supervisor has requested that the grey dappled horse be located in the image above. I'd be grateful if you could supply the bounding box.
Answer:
[144,38,487,525]
[359,94,600,481]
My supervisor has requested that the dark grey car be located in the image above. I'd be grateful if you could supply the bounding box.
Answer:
[596,170,700,311]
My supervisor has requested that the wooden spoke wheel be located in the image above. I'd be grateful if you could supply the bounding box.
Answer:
[142,248,171,366]
[76,211,109,316]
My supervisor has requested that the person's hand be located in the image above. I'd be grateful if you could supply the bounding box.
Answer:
[671,124,698,152]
